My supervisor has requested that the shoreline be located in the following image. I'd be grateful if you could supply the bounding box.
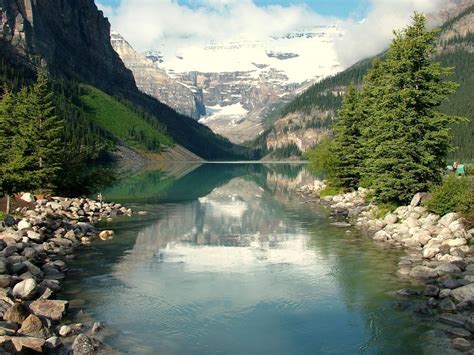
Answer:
[0,194,133,353]
[297,181,474,352]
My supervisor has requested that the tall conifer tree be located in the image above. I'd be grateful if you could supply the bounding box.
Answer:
[330,84,363,189]
[361,13,460,203]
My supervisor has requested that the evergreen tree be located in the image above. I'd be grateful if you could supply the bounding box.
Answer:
[25,70,64,189]
[361,13,460,204]
[0,88,36,212]
[330,84,363,189]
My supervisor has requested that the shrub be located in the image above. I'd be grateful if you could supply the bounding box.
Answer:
[305,138,336,175]
[424,175,474,223]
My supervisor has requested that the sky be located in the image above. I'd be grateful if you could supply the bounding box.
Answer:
[96,0,447,66]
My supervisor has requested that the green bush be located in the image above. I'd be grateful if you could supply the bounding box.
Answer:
[424,175,474,223]
[305,138,336,175]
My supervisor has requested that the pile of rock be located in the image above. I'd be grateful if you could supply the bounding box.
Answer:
[355,193,473,265]
[0,194,130,353]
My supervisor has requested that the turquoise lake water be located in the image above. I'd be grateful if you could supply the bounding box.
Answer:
[60,163,451,354]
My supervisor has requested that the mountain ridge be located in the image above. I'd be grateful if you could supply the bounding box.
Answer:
[0,0,252,160]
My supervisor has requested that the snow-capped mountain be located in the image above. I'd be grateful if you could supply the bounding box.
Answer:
[112,26,343,143]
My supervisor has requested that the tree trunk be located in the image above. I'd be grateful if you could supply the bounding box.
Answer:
[6,194,11,215]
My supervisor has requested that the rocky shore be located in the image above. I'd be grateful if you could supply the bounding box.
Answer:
[0,194,132,353]
[297,181,474,352]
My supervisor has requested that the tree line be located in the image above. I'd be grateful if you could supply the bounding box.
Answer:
[311,14,464,205]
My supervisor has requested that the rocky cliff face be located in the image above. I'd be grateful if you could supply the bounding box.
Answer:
[0,0,136,93]
[266,110,332,152]
[111,33,205,120]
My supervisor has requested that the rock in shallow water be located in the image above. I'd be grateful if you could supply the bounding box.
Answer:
[72,334,101,355]
[450,283,474,302]
[452,337,471,351]
[410,266,438,279]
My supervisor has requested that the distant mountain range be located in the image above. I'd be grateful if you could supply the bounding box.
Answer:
[111,26,343,143]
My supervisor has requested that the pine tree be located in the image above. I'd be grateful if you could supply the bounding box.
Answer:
[25,70,64,189]
[0,88,36,212]
[330,84,364,189]
[361,13,460,204]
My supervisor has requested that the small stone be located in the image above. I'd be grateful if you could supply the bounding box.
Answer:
[91,321,103,334]
[443,279,470,289]
[45,336,62,350]
[439,298,456,312]
[26,230,41,241]
[59,325,72,337]
[17,220,31,230]
[20,193,35,203]
[439,289,452,298]
[452,338,471,351]
[427,298,438,308]
[12,278,37,300]
[0,275,12,288]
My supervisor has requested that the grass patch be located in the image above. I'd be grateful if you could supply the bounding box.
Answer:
[319,185,343,198]
[371,203,398,219]
[80,85,173,152]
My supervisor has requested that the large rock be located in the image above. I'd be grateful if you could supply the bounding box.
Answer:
[439,213,459,227]
[72,334,100,355]
[451,283,474,303]
[12,278,37,300]
[384,214,398,225]
[452,338,472,351]
[410,266,438,278]
[18,314,49,339]
[10,336,45,352]
[410,192,428,207]
[373,230,390,242]
[422,246,439,259]
[435,263,461,276]
[3,303,29,324]
[28,300,68,321]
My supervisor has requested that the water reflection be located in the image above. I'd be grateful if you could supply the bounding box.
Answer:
[63,164,442,354]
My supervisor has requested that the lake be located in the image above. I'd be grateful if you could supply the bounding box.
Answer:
[60,163,449,354]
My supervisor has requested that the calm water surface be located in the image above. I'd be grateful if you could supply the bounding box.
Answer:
[61,164,448,354]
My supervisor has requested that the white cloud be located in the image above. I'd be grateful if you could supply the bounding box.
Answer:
[98,0,447,68]
[335,0,446,66]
